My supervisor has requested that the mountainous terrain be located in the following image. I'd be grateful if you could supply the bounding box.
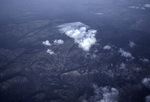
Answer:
[0,0,150,102]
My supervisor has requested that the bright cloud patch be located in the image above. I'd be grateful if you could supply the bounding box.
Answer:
[100,87,119,102]
[144,4,150,8]
[46,49,54,55]
[140,58,149,63]
[120,63,126,69]
[54,39,64,45]
[145,95,150,102]
[42,40,51,46]
[103,45,111,50]
[58,22,97,51]
[129,4,150,10]
[83,84,119,102]
[143,58,149,63]
[142,78,150,88]
[95,13,103,16]
[129,41,136,48]
[129,6,145,10]
[118,48,133,58]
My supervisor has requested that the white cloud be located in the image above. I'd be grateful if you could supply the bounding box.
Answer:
[129,6,140,9]
[145,95,150,102]
[140,58,149,63]
[129,4,150,10]
[129,41,136,48]
[144,4,150,8]
[143,59,149,63]
[129,5,147,10]
[120,63,126,69]
[46,49,54,55]
[83,84,119,102]
[42,40,51,46]
[100,87,119,102]
[103,45,111,50]
[54,39,64,45]
[142,78,150,88]
[118,48,133,59]
[95,13,103,16]
[58,22,97,51]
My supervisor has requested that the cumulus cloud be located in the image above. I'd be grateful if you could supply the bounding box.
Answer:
[142,78,150,88]
[100,87,119,102]
[58,22,97,51]
[144,4,150,8]
[118,48,133,59]
[46,49,54,55]
[103,45,111,50]
[83,84,119,102]
[42,40,51,46]
[129,41,136,48]
[145,95,150,102]
[120,63,126,69]
[54,39,64,45]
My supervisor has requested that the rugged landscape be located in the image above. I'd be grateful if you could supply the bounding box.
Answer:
[0,0,150,102]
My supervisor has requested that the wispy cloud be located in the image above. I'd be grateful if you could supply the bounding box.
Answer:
[134,67,142,72]
[129,41,136,48]
[118,48,134,59]
[120,63,126,69]
[129,4,150,10]
[140,58,149,63]
[129,6,140,9]
[144,4,150,8]
[42,40,51,46]
[58,22,97,51]
[94,13,103,16]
